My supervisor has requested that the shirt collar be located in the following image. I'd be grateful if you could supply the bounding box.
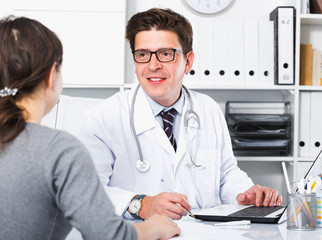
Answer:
[142,88,185,117]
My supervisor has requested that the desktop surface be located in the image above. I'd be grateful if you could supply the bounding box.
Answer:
[65,216,322,240]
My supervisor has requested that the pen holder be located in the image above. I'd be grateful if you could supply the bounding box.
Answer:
[317,193,322,228]
[287,192,317,230]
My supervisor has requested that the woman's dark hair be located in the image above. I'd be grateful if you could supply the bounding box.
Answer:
[0,16,63,148]
[125,8,193,54]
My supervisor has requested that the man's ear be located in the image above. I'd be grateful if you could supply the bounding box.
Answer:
[185,51,195,74]
[44,62,57,90]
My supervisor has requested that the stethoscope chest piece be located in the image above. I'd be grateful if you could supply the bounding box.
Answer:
[136,158,151,173]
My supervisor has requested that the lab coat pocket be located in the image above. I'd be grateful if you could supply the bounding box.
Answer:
[187,149,221,206]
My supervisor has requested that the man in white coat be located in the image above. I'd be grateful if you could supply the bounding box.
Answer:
[80,8,282,220]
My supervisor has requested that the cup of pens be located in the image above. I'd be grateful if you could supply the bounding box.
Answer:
[287,192,317,230]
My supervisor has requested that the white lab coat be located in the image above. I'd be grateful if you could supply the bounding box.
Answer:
[80,86,253,216]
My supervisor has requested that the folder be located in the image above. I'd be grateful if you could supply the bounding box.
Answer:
[213,21,230,85]
[310,92,322,157]
[198,19,215,84]
[270,6,296,85]
[258,21,275,86]
[312,49,321,86]
[244,21,259,85]
[228,21,245,86]
[184,17,200,86]
[300,44,313,86]
[298,92,311,157]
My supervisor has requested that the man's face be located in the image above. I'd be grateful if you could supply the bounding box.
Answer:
[133,29,194,107]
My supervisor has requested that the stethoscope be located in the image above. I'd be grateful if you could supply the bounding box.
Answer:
[130,84,201,173]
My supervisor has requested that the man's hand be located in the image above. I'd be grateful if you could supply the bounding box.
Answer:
[139,192,192,220]
[236,185,283,207]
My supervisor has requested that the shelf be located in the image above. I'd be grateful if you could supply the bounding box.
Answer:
[236,156,294,162]
[300,14,322,25]
[299,85,322,91]
[184,84,296,90]
[63,84,123,89]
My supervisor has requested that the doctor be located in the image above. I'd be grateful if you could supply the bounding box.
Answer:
[80,8,282,220]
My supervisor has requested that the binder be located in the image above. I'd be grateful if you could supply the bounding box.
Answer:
[300,44,313,86]
[301,0,310,14]
[298,92,311,157]
[310,92,322,157]
[228,21,245,86]
[312,49,321,86]
[198,19,215,84]
[213,21,230,85]
[184,17,200,86]
[270,6,296,85]
[258,21,275,86]
[244,21,259,85]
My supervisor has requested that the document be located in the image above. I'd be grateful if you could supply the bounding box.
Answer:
[270,7,296,85]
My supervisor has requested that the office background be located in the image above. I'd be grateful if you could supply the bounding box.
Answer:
[1,0,319,202]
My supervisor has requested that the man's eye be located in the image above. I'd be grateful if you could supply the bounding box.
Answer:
[138,52,147,58]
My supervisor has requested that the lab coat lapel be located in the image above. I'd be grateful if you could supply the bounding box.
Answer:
[131,86,155,134]
[129,86,175,153]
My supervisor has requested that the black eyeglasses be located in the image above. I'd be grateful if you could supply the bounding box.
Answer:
[132,48,185,63]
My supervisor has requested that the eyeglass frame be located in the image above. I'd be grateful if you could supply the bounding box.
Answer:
[132,48,185,63]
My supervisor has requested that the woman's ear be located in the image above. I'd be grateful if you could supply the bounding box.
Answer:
[185,51,195,74]
[44,62,57,90]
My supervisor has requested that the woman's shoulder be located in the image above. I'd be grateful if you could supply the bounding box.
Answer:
[26,123,86,151]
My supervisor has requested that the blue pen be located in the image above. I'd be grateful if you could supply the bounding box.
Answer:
[160,178,195,218]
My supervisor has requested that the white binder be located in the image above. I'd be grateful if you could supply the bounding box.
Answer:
[310,92,322,157]
[213,21,230,86]
[184,17,200,86]
[228,21,245,86]
[270,6,295,85]
[244,21,259,86]
[258,21,275,86]
[298,92,311,157]
[198,19,215,84]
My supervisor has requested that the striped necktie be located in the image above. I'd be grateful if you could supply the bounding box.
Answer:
[160,108,177,151]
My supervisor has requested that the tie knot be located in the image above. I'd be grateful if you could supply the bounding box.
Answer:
[160,108,177,122]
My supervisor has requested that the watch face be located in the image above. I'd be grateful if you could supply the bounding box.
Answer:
[184,0,234,14]
[129,199,141,214]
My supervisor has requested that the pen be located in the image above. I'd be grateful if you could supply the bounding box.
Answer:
[160,178,195,218]
[213,220,251,226]
[282,162,299,226]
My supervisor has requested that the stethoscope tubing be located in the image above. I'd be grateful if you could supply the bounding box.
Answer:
[130,85,201,172]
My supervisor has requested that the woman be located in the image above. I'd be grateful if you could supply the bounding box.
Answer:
[0,16,180,240]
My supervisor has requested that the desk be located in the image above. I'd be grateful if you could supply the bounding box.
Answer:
[175,216,322,240]
[66,217,322,240]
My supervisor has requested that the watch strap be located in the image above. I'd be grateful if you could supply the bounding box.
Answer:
[130,194,146,220]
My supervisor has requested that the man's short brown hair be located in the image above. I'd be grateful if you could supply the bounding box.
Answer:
[126,8,193,54]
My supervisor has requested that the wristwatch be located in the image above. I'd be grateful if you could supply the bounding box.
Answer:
[128,194,146,219]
